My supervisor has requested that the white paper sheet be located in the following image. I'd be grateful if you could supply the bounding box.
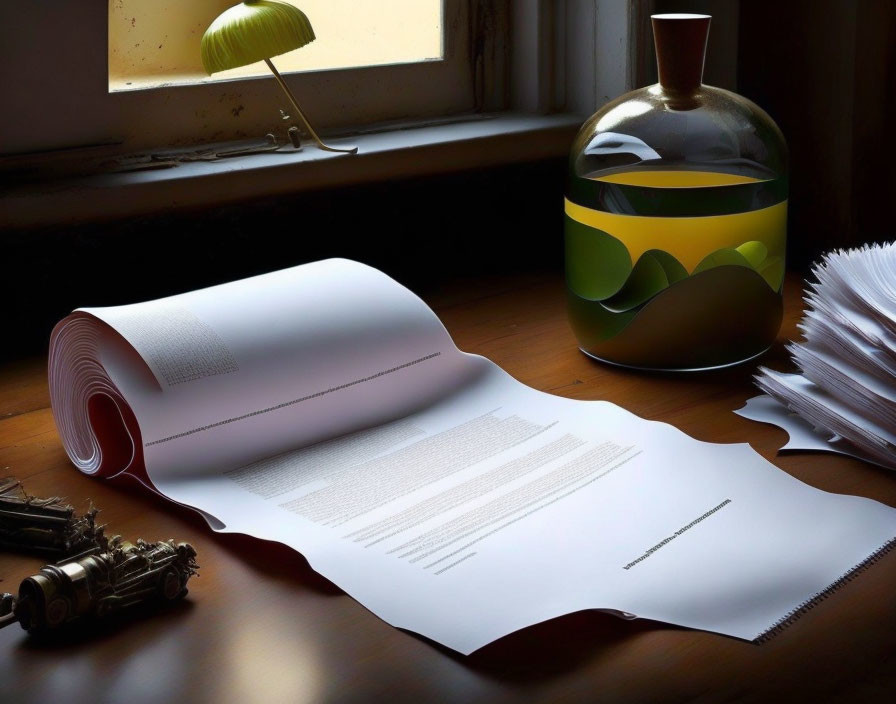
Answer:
[755,370,896,470]
[49,259,896,653]
[735,395,888,466]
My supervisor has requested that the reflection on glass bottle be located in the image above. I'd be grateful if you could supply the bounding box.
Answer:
[565,13,788,371]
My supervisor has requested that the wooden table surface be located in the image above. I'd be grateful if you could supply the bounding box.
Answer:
[1,273,894,704]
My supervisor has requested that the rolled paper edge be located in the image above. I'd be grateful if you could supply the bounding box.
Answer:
[48,314,144,479]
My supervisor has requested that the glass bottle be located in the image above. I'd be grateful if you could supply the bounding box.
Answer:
[565,13,787,371]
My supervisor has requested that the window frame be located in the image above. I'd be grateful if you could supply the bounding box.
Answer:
[0,1,686,228]
[1,0,506,155]
[0,2,739,159]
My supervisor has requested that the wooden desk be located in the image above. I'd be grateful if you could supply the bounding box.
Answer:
[1,274,894,703]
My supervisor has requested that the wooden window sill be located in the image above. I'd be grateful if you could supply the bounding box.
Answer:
[0,113,582,229]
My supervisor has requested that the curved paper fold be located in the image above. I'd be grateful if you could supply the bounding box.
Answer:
[564,216,632,301]
[734,395,890,469]
[758,255,785,290]
[693,247,753,275]
[602,249,687,313]
[49,315,144,478]
[735,240,769,269]
[693,241,784,291]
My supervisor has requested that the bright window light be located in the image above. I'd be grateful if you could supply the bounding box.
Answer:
[109,1,444,92]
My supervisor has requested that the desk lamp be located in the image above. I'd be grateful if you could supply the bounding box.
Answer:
[201,1,358,154]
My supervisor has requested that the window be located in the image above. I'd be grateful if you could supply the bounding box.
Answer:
[0,1,626,226]
[2,0,504,154]
[109,1,444,91]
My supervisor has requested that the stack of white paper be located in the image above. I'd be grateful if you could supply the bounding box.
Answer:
[751,243,896,469]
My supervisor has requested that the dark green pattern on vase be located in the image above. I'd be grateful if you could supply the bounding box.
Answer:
[564,216,786,369]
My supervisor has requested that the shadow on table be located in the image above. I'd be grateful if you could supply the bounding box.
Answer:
[411,610,688,681]
[12,598,195,652]
[206,531,344,597]
[583,337,794,385]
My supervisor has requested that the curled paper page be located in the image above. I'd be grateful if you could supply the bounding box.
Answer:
[49,259,896,654]
[753,371,895,470]
[734,395,890,468]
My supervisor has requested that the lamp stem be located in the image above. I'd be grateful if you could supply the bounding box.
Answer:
[264,58,357,155]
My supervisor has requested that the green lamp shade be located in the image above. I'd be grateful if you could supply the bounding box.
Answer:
[201,1,316,74]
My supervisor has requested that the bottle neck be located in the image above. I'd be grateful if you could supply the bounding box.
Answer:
[651,14,710,95]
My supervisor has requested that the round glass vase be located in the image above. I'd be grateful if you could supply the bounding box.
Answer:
[564,13,788,371]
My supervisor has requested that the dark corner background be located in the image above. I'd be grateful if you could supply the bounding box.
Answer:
[2,0,894,360]
[0,160,568,360]
[646,0,895,267]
